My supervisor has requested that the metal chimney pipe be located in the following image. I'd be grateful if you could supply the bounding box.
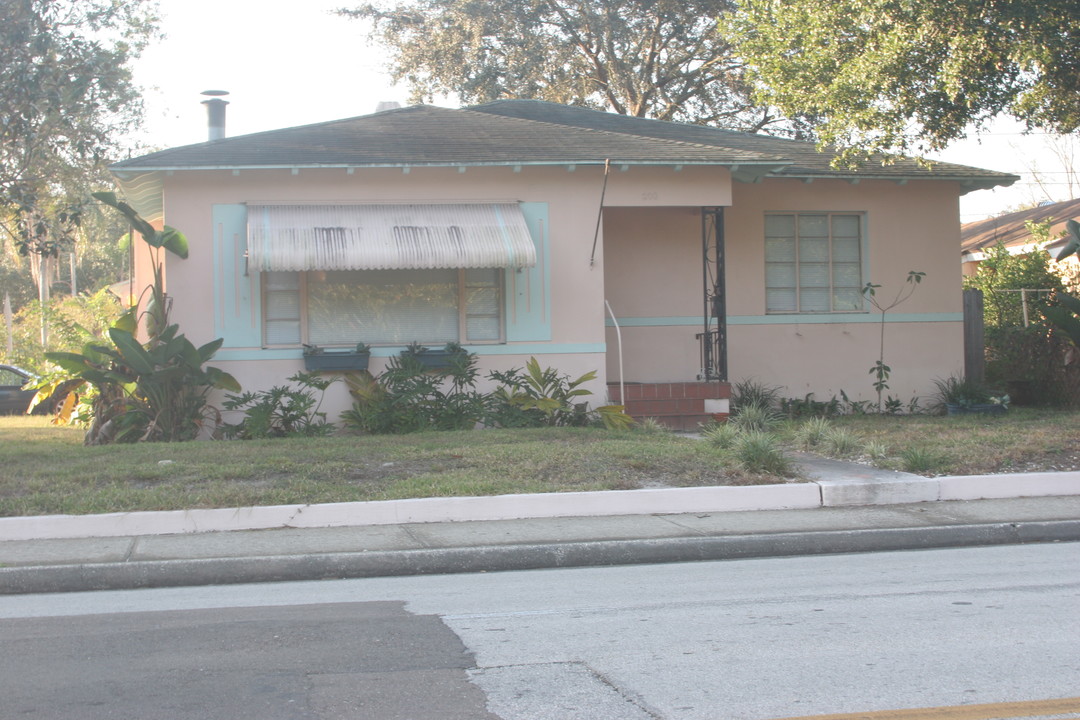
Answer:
[201,90,230,141]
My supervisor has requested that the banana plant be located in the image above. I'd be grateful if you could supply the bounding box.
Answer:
[41,194,239,443]
[46,312,239,443]
[92,191,188,336]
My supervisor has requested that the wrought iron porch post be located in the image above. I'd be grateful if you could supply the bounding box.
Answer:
[699,207,727,382]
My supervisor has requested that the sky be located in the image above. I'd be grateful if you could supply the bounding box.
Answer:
[128,0,1077,223]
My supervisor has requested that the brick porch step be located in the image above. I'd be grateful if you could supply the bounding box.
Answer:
[607,382,730,431]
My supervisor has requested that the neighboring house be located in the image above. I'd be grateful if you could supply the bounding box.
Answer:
[961,197,1080,277]
[109,101,1016,427]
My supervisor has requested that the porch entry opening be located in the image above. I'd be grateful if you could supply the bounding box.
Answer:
[249,203,535,347]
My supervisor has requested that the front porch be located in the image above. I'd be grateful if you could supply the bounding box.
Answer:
[607,381,731,432]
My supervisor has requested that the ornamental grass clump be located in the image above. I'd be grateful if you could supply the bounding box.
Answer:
[793,417,832,450]
[735,430,793,475]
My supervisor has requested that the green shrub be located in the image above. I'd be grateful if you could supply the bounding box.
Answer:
[222,372,335,439]
[342,344,486,434]
[343,352,632,434]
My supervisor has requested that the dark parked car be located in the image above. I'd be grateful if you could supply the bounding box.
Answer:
[0,364,43,415]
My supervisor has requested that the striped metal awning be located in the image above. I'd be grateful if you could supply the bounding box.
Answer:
[246,203,537,271]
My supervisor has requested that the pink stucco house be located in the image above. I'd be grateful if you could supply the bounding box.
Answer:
[109,101,1016,427]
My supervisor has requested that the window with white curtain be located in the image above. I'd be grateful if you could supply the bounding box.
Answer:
[262,268,503,346]
[765,213,864,313]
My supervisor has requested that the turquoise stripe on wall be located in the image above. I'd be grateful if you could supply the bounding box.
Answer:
[605,313,963,327]
[212,204,260,347]
[214,343,605,363]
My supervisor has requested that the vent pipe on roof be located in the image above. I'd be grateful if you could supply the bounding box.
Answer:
[201,90,230,141]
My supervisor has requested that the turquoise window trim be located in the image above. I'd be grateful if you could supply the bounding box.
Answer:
[214,343,605,363]
[506,202,552,341]
[212,204,261,347]
[605,313,962,327]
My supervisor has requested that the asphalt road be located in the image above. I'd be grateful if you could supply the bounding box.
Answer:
[2,542,1079,719]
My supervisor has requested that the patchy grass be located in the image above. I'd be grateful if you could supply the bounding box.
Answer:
[789,408,1080,476]
[0,417,795,517]
[5,408,1077,517]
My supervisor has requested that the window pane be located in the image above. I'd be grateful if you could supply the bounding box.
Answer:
[465,268,498,286]
[798,215,828,237]
[266,320,301,345]
[766,262,796,287]
[832,215,860,238]
[799,237,829,262]
[833,262,862,288]
[309,269,458,345]
[766,288,796,312]
[833,288,863,311]
[266,291,299,319]
[765,215,795,237]
[466,286,499,315]
[799,263,829,288]
[800,288,830,312]
[765,236,796,262]
[264,272,301,345]
[467,316,501,341]
[266,271,298,290]
[833,236,860,263]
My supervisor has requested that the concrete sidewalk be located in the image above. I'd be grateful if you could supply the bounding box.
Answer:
[2,463,1079,595]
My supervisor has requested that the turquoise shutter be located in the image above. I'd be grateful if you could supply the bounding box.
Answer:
[212,204,261,347]
[505,202,551,341]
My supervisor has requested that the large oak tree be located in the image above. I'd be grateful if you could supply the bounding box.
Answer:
[340,0,786,131]
[724,0,1080,164]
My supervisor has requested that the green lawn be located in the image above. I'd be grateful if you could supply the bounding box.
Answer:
[2,408,1077,517]
[0,418,781,517]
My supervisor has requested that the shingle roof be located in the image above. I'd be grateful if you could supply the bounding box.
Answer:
[471,100,1017,188]
[113,104,788,171]
[113,101,1016,191]
[961,197,1080,254]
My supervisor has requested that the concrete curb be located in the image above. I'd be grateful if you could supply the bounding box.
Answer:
[4,519,1079,595]
[2,472,1078,543]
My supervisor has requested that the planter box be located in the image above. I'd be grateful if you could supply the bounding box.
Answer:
[400,349,466,370]
[945,402,1006,416]
[303,351,370,372]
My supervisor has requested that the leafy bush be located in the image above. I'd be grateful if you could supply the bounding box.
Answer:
[222,372,335,439]
[343,350,633,434]
[782,393,840,418]
[964,237,1065,330]
[930,374,1003,412]
[342,343,486,434]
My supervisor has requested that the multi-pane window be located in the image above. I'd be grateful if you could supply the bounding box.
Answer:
[765,213,863,313]
[263,268,503,346]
